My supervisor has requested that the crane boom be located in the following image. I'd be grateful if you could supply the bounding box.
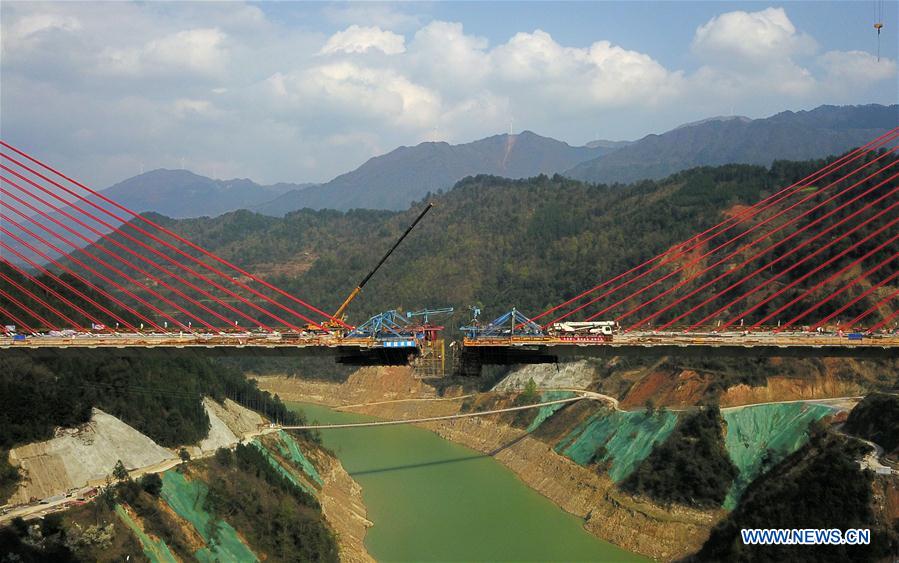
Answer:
[332,202,434,323]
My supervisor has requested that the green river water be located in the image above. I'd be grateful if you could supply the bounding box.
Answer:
[290,403,644,563]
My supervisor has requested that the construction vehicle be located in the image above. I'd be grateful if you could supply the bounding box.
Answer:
[549,321,617,336]
[323,203,434,332]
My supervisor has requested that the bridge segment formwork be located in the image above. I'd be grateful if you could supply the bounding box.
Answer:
[460,333,899,375]
[0,334,419,364]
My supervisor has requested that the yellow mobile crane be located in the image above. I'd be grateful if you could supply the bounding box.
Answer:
[327,202,434,330]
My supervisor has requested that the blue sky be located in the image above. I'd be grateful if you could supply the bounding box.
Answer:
[1,1,896,187]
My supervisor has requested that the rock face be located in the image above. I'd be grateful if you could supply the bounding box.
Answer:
[720,374,866,407]
[311,450,375,563]
[253,367,436,406]
[189,398,267,457]
[493,361,595,391]
[7,409,176,504]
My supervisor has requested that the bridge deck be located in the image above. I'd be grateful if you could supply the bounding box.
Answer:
[0,334,417,362]
[463,332,899,361]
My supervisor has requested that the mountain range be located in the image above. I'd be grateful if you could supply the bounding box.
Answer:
[12,104,895,238]
[252,131,614,214]
[101,169,309,218]
[564,104,897,184]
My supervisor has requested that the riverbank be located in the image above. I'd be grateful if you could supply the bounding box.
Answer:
[308,444,375,563]
[293,402,644,562]
[257,373,719,560]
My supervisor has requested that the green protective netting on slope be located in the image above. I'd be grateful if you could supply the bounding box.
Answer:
[276,430,324,486]
[160,471,258,562]
[526,391,578,433]
[251,439,317,496]
[114,504,177,563]
[555,408,679,482]
[722,402,835,509]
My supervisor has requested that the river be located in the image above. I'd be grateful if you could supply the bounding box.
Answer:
[290,402,644,562]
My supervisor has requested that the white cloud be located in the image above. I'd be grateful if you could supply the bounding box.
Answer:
[98,28,229,77]
[171,98,223,120]
[408,21,490,88]
[491,30,683,108]
[818,50,897,90]
[693,7,817,65]
[320,25,405,55]
[267,62,441,129]
[322,4,421,31]
[0,3,895,189]
[8,12,81,43]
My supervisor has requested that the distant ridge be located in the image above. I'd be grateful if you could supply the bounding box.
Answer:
[564,104,898,185]
[253,131,618,214]
[101,169,312,219]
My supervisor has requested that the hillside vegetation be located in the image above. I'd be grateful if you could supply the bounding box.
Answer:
[622,406,737,508]
[845,392,899,457]
[0,354,310,500]
[0,441,338,562]
[62,151,895,340]
[692,430,896,562]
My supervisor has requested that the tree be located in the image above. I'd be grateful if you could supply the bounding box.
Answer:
[644,398,656,417]
[112,460,128,482]
[178,448,191,465]
[214,447,232,467]
[139,473,163,496]
[522,377,538,403]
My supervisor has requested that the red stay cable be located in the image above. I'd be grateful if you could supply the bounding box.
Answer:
[1,200,210,332]
[642,172,899,331]
[0,303,35,334]
[0,217,166,331]
[860,298,899,333]
[842,287,899,330]
[0,143,345,328]
[738,222,899,330]
[578,154,898,325]
[0,239,137,331]
[0,257,107,330]
[0,267,82,329]
[687,201,899,332]
[0,160,321,331]
[599,152,899,324]
[811,269,899,330]
[532,127,899,323]
[0,285,56,330]
[2,180,281,331]
[1,182,244,331]
[781,253,899,330]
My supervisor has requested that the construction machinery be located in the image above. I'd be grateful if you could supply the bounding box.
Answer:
[341,307,454,376]
[327,203,434,330]
[406,308,454,378]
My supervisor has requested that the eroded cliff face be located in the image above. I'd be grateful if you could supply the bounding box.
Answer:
[257,366,436,407]
[719,373,866,407]
[308,448,374,563]
[257,371,720,560]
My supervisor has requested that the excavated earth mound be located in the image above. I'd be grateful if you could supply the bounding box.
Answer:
[7,408,175,504]
[493,361,595,391]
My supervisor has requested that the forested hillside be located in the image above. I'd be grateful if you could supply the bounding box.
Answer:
[0,353,309,500]
[61,150,897,337]
[693,430,897,561]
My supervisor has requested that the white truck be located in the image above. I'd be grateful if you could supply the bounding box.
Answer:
[549,321,617,338]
